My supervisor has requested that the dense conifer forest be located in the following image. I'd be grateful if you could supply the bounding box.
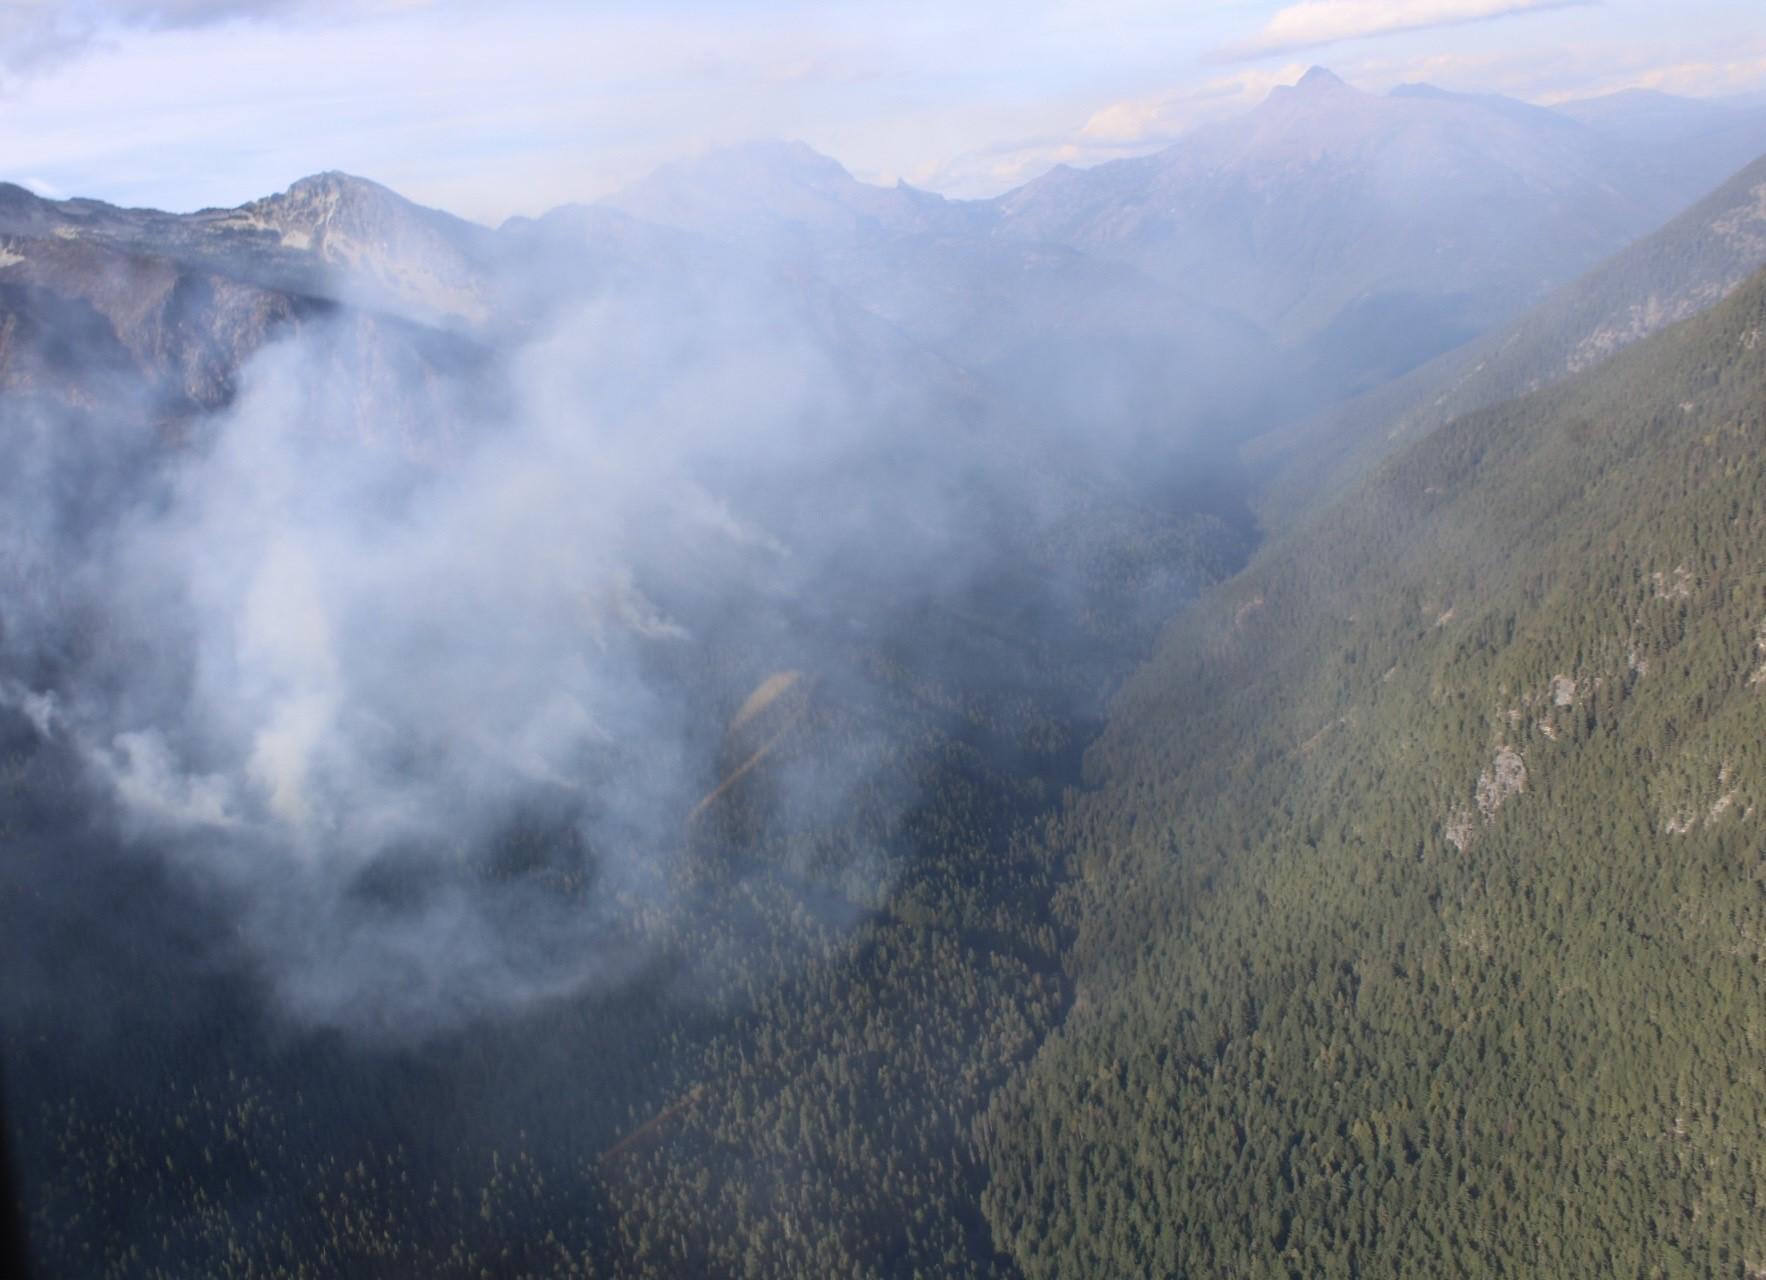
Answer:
[978,265,1766,1279]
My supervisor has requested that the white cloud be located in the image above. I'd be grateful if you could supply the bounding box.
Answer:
[0,0,420,78]
[1224,0,1588,60]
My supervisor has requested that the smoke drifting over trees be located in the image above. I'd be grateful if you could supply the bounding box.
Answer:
[8,63,1766,1276]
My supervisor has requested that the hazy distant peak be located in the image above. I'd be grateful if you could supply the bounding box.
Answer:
[1566,87,1730,112]
[1553,87,1746,138]
[739,137,847,171]
[601,137,985,249]
[1260,65,1366,115]
[1387,82,1461,100]
[1386,81,1584,131]
[1292,65,1353,95]
[1592,87,1689,105]
[661,139,854,189]
[1384,81,1540,109]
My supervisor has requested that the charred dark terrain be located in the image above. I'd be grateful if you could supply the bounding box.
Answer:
[5,70,1766,1278]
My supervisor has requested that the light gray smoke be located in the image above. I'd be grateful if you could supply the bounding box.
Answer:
[0,178,1249,1042]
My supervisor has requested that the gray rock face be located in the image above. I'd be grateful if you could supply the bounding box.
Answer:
[0,175,519,452]
[215,172,499,325]
[1476,747,1528,822]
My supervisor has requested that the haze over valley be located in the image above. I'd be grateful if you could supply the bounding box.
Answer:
[5,9,1766,1274]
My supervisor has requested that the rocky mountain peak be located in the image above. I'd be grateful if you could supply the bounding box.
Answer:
[280,169,383,201]
[237,171,418,251]
[213,171,494,325]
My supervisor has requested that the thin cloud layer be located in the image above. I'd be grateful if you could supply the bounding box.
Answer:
[1222,0,1587,61]
[0,0,351,76]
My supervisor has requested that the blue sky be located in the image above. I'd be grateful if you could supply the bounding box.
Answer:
[3,0,1765,222]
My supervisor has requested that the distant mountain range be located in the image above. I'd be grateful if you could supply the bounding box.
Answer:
[7,68,1766,457]
[1253,147,1766,526]
[998,69,1655,336]
[0,169,978,460]
[607,70,1766,403]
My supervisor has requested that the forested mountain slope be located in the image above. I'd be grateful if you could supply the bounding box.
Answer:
[980,265,1766,1277]
[1253,148,1766,530]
